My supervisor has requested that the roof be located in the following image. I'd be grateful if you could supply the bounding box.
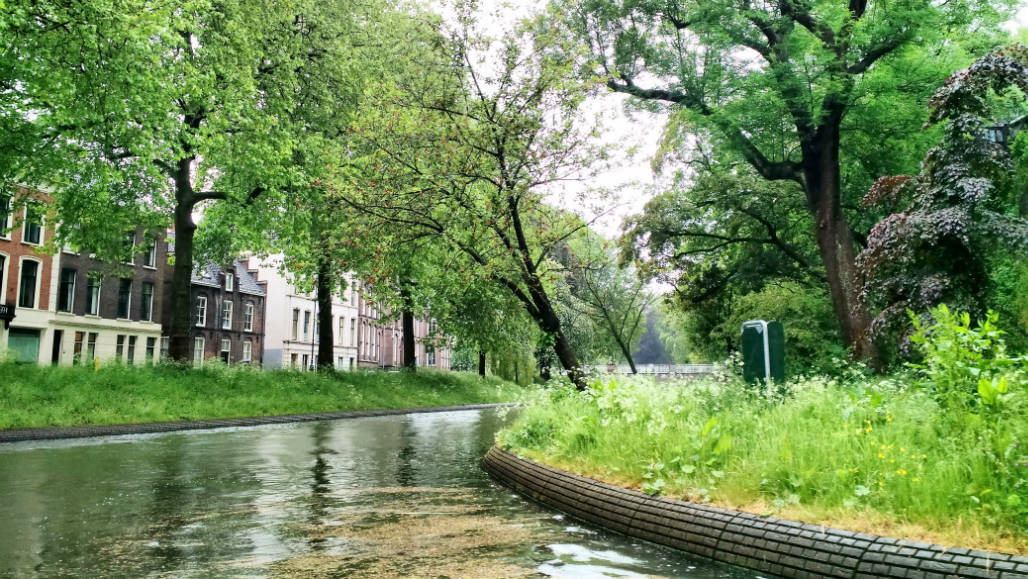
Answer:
[192,259,266,297]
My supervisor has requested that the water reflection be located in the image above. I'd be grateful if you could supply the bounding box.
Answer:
[0,409,765,578]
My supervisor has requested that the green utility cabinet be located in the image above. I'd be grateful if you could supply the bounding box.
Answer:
[741,320,785,384]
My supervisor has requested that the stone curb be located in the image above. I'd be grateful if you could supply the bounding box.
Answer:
[0,403,510,443]
[483,446,1028,579]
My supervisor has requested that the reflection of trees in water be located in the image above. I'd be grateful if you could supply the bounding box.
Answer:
[307,421,335,551]
[395,417,417,487]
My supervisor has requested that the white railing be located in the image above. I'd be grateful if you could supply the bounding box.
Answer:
[586,364,717,376]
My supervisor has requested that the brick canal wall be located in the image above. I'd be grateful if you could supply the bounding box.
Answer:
[483,446,1028,579]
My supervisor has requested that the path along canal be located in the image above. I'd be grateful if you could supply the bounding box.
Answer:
[0,408,766,578]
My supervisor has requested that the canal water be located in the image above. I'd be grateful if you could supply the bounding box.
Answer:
[0,408,764,578]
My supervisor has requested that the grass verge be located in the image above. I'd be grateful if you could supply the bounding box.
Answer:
[0,361,523,430]
[498,372,1027,554]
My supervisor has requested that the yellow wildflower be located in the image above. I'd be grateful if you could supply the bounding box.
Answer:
[897,469,907,475]
[878,453,886,459]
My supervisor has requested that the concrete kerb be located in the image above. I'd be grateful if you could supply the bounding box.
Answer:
[483,446,1028,579]
[0,403,513,443]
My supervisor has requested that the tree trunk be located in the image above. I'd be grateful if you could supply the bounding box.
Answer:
[316,254,334,371]
[803,124,883,371]
[478,350,486,377]
[168,158,197,363]
[399,281,416,369]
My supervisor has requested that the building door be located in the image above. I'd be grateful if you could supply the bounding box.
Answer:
[8,329,41,363]
[51,330,63,365]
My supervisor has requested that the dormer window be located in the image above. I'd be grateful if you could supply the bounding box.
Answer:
[225,272,234,291]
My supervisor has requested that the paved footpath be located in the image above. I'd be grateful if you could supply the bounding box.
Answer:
[0,403,509,443]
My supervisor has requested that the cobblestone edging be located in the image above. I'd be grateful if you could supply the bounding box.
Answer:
[0,403,510,443]
[483,446,1028,579]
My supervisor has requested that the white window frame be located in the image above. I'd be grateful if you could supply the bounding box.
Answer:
[141,282,154,322]
[195,296,208,327]
[116,278,132,319]
[221,300,233,330]
[220,338,231,363]
[225,272,234,291]
[143,238,157,268]
[21,204,43,246]
[291,308,300,340]
[17,257,42,309]
[193,336,205,367]
[57,267,76,313]
[242,340,252,363]
[244,303,254,332]
[0,195,12,240]
[0,251,8,302]
[122,231,135,264]
[86,275,102,316]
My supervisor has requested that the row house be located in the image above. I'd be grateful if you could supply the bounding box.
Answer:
[167,261,267,367]
[0,191,165,365]
[247,255,359,371]
[355,290,452,371]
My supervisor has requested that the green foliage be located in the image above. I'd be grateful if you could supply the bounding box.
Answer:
[501,370,1028,547]
[908,305,1026,413]
[0,362,524,430]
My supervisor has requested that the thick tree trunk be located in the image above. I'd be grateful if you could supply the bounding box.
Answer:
[400,282,416,369]
[168,159,197,363]
[478,350,486,377]
[803,124,883,371]
[316,254,334,371]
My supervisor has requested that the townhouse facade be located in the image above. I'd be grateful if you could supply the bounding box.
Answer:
[355,291,452,371]
[248,255,359,371]
[165,261,267,367]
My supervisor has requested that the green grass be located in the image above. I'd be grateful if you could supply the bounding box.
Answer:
[0,361,525,429]
[499,371,1028,554]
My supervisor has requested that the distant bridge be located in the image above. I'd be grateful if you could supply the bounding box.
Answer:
[588,364,717,377]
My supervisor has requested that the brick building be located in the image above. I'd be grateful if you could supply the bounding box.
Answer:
[0,189,58,363]
[163,260,266,366]
[355,289,451,370]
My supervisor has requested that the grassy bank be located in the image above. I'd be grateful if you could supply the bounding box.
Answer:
[0,362,523,430]
[500,369,1027,553]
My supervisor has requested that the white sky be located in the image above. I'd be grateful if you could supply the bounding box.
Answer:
[450,0,1028,239]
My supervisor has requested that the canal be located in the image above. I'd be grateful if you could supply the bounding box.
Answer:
[0,408,764,577]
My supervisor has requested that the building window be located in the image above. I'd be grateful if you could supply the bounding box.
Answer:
[87,333,98,362]
[160,336,170,360]
[303,310,311,341]
[302,353,309,371]
[195,296,208,326]
[122,231,135,263]
[242,340,252,363]
[221,300,233,330]
[292,308,300,340]
[18,259,39,308]
[117,278,132,318]
[140,282,154,321]
[146,337,156,364]
[220,338,231,363]
[193,337,205,367]
[57,268,76,313]
[0,194,11,238]
[86,275,101,315]
[351,318,356,348]
[0,254,7,305]
[338,317,344,346]
[143,238,157,268]
[22,203,42,245]
[115,335,125,361]
[290,353,298,368]
[127,336,137,365]
[426,345,436,366]
[225,272,234,291]
[244,303,254,332]
[73,332,85,365]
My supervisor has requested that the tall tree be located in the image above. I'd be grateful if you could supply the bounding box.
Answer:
[8,0,371,360]
[347,11,603,389]
[557,0,1017,368]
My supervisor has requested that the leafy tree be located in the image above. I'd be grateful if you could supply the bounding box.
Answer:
[347,13,603,389]
[9,0,367,360]
[858,45,1028,347]
[557,0,1017,367]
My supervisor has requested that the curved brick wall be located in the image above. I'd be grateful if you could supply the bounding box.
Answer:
[483,446,1028,579]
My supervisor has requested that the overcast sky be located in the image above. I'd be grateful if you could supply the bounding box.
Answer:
[451,1,1028,239]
